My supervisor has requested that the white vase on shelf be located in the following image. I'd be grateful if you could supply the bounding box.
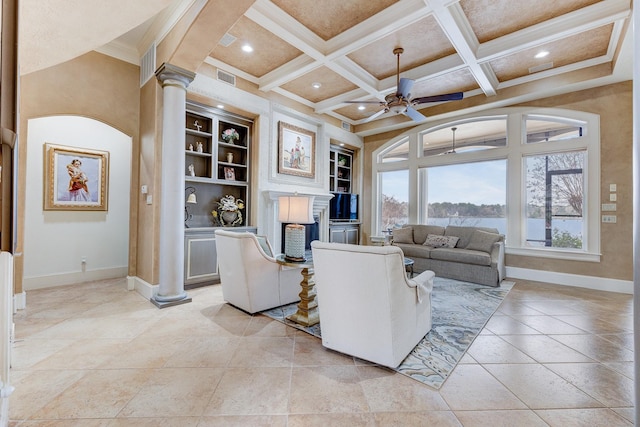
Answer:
[227,153,234,163]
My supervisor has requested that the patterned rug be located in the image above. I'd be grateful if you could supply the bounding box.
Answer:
[261,277,514,389]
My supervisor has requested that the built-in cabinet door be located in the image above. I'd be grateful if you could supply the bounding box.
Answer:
[345,227,359,245]
[184,230,218,286]
[184,227,256,287]
[329,224,359,245]
[329,227,347,244]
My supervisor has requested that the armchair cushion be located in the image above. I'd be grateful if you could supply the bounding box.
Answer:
[311,241,434,368]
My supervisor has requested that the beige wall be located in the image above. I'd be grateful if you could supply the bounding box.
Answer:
[508,81,633,281]
[363,81,633,282]
[17,51,141,292]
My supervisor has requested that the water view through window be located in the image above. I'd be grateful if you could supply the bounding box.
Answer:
[424,160,507,233]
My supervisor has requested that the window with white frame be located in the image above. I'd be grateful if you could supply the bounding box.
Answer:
[378,138,410,163]
[371,109,599,260]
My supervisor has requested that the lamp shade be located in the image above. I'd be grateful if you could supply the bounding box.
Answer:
[278,195,315,224]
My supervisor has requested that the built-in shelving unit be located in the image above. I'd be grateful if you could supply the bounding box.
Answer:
[329,146,353,193]
[183,101,254,287]
[184,101,252,228]
[329,144,360,244]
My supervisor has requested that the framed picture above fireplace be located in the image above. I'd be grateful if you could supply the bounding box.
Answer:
[278,121,315,179]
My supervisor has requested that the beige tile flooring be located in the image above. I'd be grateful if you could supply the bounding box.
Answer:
[9,277,634,426]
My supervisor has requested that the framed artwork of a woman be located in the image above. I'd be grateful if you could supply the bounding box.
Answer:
[43,143,109,211]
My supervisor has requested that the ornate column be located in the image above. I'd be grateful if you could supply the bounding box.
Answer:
[151,63,195,308]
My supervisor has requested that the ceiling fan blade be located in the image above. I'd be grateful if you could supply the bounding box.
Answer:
[364,109,387,123]
[412,92,464,104]
[397,78,414,98]
[403,106,426,122]
[344,100,384,104]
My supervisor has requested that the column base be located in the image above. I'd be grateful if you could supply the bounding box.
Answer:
[150,292,192,309]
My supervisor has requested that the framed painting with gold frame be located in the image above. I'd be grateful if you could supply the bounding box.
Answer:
[43,143,109,211]
[278,121,315,179]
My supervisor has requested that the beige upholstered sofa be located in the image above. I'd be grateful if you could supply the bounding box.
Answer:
[311,241,434,368]
[214,230,302,313]
[392,224,505,287]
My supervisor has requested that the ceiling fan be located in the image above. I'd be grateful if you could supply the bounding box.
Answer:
[347,47,463,122]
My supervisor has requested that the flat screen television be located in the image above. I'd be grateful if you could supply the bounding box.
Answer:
[330,193,358,221]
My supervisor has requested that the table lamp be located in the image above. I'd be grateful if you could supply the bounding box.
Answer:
[278,195,315,261]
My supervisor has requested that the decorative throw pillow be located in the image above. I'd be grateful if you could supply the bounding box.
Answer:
[392,227,413,244]
[423,234,459,248]
[466,230,501,253]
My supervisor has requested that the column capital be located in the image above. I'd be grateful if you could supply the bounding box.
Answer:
[155,63,195,88]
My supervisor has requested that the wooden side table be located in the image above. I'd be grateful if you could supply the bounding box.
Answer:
[275,254,319,326]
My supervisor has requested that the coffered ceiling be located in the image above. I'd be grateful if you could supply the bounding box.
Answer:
[20,0,632,135]
[203,0,631,130]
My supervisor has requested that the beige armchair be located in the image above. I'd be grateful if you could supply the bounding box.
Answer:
[214,230,301,313]
[311,241,434,368]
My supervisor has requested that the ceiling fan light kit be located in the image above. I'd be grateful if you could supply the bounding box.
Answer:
[346,47,464,123]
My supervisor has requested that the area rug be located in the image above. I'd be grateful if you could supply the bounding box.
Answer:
[261,277,514,389]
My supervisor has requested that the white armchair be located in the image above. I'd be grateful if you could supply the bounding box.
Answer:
[214,230,301,313]
[311,241,434,368]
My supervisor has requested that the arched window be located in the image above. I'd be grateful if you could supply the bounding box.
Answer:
[371,108,599,261]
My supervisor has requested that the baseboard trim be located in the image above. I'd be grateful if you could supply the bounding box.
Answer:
[14,292,26,311]
[129,276,158,300]
[22,267,128,291]
[506,267,633,294]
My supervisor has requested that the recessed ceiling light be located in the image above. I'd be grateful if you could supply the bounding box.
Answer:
[241,44,253,53]
[312,82,322,89]
[217,104,225,109]
[535,51,549,59]
[358,105,365,110]
[340,143,345,146]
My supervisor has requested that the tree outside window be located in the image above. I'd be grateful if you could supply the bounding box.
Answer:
[525,151,585,248]
[380,170,408,231]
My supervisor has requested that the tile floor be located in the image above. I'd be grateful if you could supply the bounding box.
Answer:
[9,277,634,426]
